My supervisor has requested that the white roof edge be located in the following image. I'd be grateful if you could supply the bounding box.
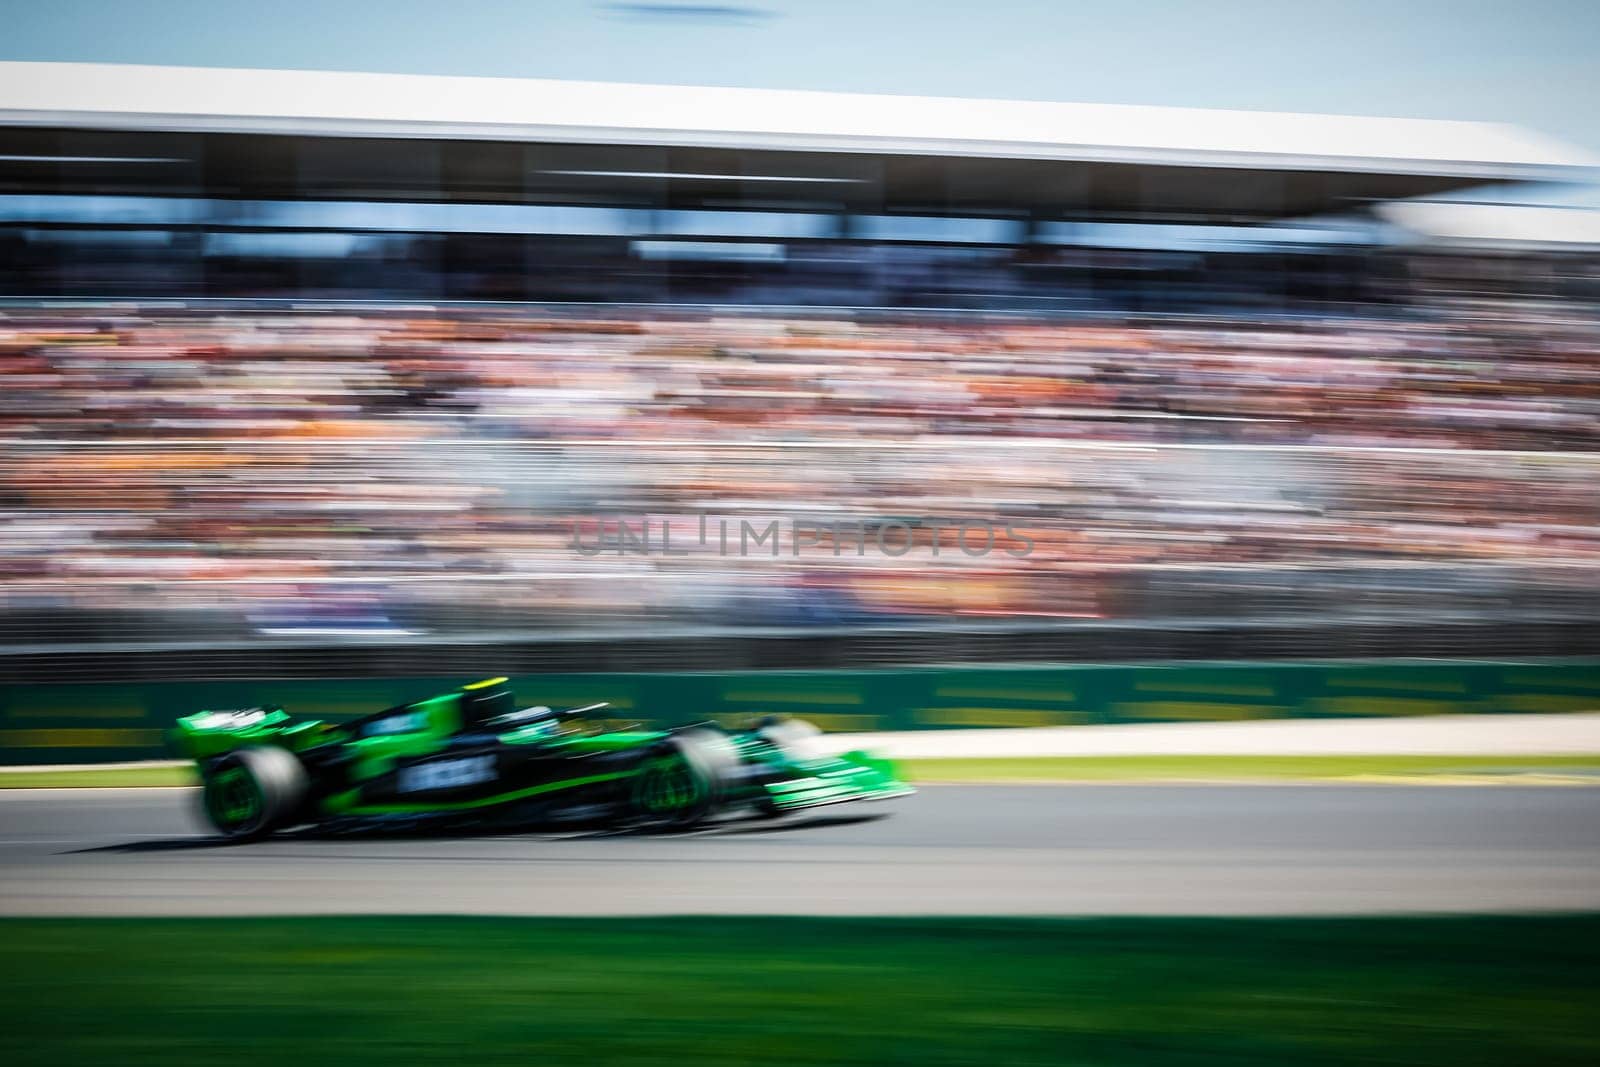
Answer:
[1379,200,1600,250]
[0,61,1596,180]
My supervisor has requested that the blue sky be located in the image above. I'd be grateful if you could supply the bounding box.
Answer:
[6,0,1599,154]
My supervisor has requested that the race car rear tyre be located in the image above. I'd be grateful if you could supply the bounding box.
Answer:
[200,746,308,841]
[630,731,735,829]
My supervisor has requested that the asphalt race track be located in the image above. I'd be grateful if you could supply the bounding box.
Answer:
[2,785,1598,916]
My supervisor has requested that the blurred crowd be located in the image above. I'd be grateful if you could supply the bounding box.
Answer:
[1,301,1598,639]
[3,300,1600,449]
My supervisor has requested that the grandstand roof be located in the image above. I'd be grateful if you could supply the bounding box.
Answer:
[2,61,1593,180]
[1,62,1595,222]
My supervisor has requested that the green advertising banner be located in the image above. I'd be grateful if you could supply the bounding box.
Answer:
[3,658,1598,764]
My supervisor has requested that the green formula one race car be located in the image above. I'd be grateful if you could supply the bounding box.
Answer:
[173,677,912,840]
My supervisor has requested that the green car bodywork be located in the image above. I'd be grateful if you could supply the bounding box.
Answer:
[173,678,911,839]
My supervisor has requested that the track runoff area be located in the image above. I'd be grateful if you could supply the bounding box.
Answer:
[4,712,1600,916]
[3,780,1600,1065]
[4,719,1600,1064]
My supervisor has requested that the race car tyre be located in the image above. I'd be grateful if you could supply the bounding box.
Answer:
[200,746,308,841]
[677,726,743,786]
[750,718,825,817]
[630,730,736,829]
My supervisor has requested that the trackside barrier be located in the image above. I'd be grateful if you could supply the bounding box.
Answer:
[2,658,1598,765]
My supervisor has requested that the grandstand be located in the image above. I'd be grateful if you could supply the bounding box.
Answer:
[0,61,1594,307]
[1,62,1598,693]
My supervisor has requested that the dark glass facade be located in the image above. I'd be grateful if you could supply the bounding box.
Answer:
[0,126,1425,311]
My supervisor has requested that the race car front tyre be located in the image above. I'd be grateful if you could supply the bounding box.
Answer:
[630,731,736,829]
[200,746,308,841]
[750,718,825,817]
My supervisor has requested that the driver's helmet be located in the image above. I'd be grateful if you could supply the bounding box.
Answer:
[459,677,515,728]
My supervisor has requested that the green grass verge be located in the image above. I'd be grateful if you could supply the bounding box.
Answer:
[5,754,1600,788]
[903,754,1600,782]
[2,916,1597,1066]
[0,765,195,788]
